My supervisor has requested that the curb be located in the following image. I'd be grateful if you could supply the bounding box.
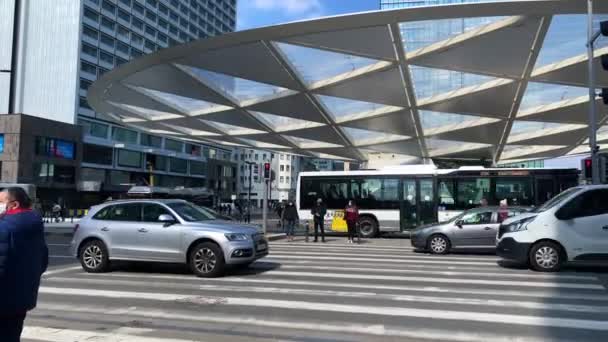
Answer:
[266,233,286,241]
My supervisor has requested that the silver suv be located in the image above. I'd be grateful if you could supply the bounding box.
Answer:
[70,199,268,277]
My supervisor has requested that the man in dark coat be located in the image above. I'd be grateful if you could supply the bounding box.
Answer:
[311,198,327,242]
[0,187,48,342]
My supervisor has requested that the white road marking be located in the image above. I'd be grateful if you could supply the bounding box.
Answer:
[32,303,567,342]
[44,277,608,314]
[259,264,597,281]
[267,254,503,266]
[43,265,81,277]
[34,288,608,331]
[22,326,201,342]
[270,244,497,258]
[270,242,410,250]
[270,250,500,262]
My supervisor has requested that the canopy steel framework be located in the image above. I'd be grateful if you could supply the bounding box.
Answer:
[88,0,608,164]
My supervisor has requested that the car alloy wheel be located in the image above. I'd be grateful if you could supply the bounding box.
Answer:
[429,235,449,254]
[534,246,559,270]
[194,247,217,274]
[83,245,103,269]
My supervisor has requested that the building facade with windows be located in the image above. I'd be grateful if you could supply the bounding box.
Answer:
[1,0,237,205]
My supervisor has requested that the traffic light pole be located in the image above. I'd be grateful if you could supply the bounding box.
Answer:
[262,179,268,235]
[588,0,601,184]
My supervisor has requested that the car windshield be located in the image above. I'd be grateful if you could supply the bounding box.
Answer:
[167,202,216,222]
[533,187,579,213]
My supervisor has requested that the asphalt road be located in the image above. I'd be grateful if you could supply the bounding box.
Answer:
[27,232,608,342]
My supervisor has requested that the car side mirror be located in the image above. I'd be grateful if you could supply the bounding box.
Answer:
[455,220,463,228]
[555,208,572,221]
[158,214,176,226]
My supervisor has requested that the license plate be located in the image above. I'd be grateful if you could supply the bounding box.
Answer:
[256,243,267,251]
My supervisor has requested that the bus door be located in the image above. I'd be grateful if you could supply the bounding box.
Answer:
[418,178,437,225]
[535,176,555,205]
[400,179,417,231]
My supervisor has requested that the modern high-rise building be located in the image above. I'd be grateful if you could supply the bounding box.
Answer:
[0,0,238,209]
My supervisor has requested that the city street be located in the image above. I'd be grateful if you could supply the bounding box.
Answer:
[28,232,608,341]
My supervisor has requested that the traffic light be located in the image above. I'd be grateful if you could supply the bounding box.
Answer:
[263,162,271,180]
[583,158,593,179]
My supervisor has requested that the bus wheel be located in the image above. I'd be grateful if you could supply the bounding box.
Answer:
[358,217,378,238]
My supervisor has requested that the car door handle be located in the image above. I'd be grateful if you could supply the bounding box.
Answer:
[484,227,492,231]
[603,226,608,230]
[100,227,109,232]
[138,228,149,233]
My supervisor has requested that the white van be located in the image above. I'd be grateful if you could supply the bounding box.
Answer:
[496,185,608,272]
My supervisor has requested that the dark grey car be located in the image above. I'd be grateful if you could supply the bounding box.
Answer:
[410,206,529,254]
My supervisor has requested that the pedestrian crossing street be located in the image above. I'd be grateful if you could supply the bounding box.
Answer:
[24,240,608,342]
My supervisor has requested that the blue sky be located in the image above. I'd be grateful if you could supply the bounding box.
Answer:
[237,0,379,31]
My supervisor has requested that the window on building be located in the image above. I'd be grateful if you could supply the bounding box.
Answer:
[146,0,158,8]
[79,97,92,110]
[286,165,290,172]
[159,3,169,15]
[102,0,116,14]
[140,133,162,148]
[158,18,168,30]
[100,33,115,48]
[145,25,156,37]
[169,158,187,173]
[116,57,128,66]
[145,11,157,22]
[144,39,155,50]
[117,25,130,40]
[131,48,143,58]
[280,154,284,160]
[132,18,144,31]
[79,79,93,91]
[190,161,206,175]
[81,43,98,58]
[99,67,110,75]
[254,154,259,161]
[286,176,290,184]
[82,144,113,165]
[158,33,168,44]
[280,176,284,183]
[117,149,142,168]
[133,2,144,15]
[145,154,167,171]
[84,8,99,22]
[118,9,130,23]
[131,33,144,46]
[101,17,116,32]
[112,127,138,144]
[185,144,201,156]
[165,139,183,152]
[118,0,131,6]
[280,165,284,172]
[99,51,114,65]
[80,167,106,183]
[83,25,99,40]
[116,41,129,54]
[209,148,216,159]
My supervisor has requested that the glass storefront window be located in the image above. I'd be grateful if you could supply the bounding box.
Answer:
[457,178,490,209]
[112,127,138,144]
[165,139,183,152]
[81,120,109,139]
[190,160,206,175]
[169,158,187,173]
[141,133,162,148]
[495,178,533,206]
[83,144,113,165]
[117,149,142,168]
[109,170,130,186]
[145,154,167,171]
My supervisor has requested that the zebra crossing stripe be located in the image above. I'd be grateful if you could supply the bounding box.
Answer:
[266,254,497,266]
[270,250,500,262]
[35,288,608,331]
[21,326,200,342]
[32,303,568,342]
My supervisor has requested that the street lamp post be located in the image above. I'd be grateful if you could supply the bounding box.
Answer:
[588,0,601,184]
[244,161,255,223]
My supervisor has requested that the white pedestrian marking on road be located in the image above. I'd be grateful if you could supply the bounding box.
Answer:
[22,326,201,342]
[34,288,608,331]
[33,303,567,342]
[267,254,497,266]
[258,264,598,281]
[42,265,81,277]
[270,250,500,262]
[44,277,608,314]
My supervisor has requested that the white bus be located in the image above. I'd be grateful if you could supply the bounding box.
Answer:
[296,165,579,238]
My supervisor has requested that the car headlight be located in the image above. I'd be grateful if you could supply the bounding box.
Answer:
[504,217,535,233]
[225,233,250,241]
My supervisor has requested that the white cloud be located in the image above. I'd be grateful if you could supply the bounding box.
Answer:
[250,0,323,14]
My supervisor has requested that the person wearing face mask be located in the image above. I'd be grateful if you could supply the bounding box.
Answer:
[345,200,360,244]
[0,187,48,342]
[282,201,299,242]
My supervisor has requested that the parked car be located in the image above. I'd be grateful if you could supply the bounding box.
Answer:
[71,199,268,277]
[497,185,608,272]
[410,206,529,254]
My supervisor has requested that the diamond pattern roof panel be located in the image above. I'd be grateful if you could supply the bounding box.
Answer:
[87,1,608,164]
